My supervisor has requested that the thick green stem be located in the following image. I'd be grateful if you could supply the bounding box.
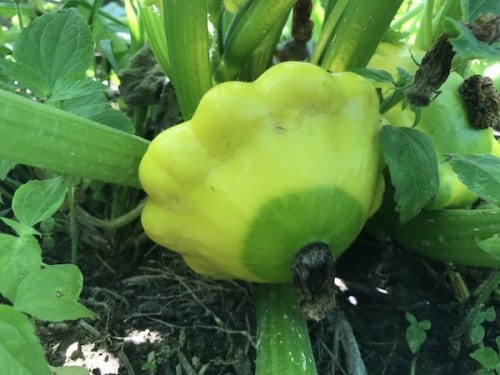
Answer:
[215,0,296,81]
[309,0,348,65]
[255,283,317,375]
[320,0,403,72]
[140,4,170,76]
[163,0,213,120]
[414,0,434,50]
[372,197,500,267]
[0,89,149,188]
[241,11,289,81]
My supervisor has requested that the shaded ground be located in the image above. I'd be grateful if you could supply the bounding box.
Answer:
[39,231,498,375]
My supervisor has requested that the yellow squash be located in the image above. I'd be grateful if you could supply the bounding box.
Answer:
[139,62,385,282]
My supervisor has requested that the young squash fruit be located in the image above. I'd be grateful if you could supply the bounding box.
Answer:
[369,44,500,210]
[139,62,385,282]
[414,72,500,209]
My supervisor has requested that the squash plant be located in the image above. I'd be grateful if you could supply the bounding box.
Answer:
[0,0,499,373]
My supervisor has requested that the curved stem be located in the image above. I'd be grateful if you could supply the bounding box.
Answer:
[75,200,145,230]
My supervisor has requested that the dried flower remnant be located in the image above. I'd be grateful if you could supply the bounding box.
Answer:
[467,13,500,44]
[407,34,456,107]
[275,0,313,62]
[459,75,500,130]
[291,243,337,321]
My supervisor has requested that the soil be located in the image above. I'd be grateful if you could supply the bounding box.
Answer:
[38,229,498,375]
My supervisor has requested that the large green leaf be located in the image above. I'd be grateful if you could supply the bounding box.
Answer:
[448,154,500,205]
[0,305,50,375]
[14,264,95,322]
[13,8,93,96]
[380,126,439,223]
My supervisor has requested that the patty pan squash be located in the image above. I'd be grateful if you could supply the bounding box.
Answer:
[139,62,385,282]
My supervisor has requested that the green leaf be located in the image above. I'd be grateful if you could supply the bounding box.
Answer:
[48,77,105,103]
[446,18,500,61]
[448,154,500,205]
[483,306,496,322]
[350,68,394,82]
[380,68,413,115]
[466,0,500,21]
[470,347,500,370]
[14,264,95,322]
[470,321,486,345]
[406,324,428,354]
[12,176,68,227]
[90,108,134,133]
[0,217,40,237]
[380,126,439,223]
[0,305,50,375]
[405,311,418,325]
[418,320,432,330]
[0,234,42,302]
[13,8,93,97]
[469,305,495,345]
[405,312,431,354]
[0,159,15,179]
[0,59,50,98]
[59,92,109,118]
[478,235,500,260]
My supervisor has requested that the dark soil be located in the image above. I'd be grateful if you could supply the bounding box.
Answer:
[38,231,499,375]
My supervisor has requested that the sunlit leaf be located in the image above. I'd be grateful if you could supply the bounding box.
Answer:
[13,9,92,94]
[448,154,500,205]
[0,305,50,375]
[12,177,68,227]
[0,234,42,302]
[14,264,95,322]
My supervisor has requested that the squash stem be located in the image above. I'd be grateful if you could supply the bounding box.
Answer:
[320,0,403,71]
[255,242,335,373]
[255,283,317,375]
[0,88,148,188]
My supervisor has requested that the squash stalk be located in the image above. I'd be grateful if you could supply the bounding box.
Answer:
[255,283,317,375]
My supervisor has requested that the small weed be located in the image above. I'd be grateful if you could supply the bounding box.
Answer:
[405,312,431,375]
